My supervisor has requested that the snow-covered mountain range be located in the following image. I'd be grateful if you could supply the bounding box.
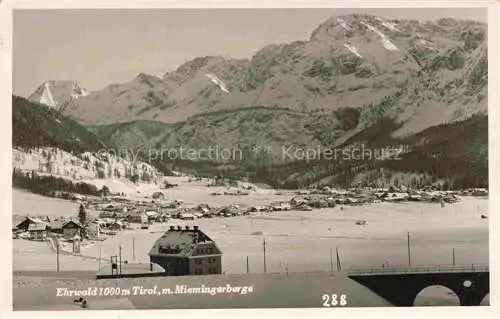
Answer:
[18,14,488,189]
[27,14,487,138]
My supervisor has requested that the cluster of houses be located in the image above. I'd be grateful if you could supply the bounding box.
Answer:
[93,202,253,224]
[13,216,83,241]
[169,204,253,219]
[459,188,488,196]
[294,186,468,206]
[83,186,470,227]
[91,195,182,227]
[210,188,250,196]
[13,182,485,244]
[12,213,126,242]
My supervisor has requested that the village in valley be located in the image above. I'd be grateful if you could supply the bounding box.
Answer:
[11,167,491,308]
[13,179,487,244]
[12,159,489,275]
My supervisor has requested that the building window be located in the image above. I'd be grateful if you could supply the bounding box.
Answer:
[208,268,217,274]
[207,248,213,254]
[195,269,203,275]
[209,257,216,263]
[194,258,202,264]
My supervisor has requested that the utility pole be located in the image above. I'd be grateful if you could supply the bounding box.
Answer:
[452,248,456,266]
[132,237,136,261]
[263,237,267,273]
[246,256,249,274]
[407,232,411,266]
[119,245,122,275]
[329,248,334,272]
[56,238,60,272]
[98,239,102,271]
[336,247,342,271]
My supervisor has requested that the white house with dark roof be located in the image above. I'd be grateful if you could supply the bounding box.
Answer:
[27,222,48,241]
[149,225,222,276]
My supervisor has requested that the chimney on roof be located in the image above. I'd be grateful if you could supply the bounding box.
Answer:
[193,225,199,231]
[177,226,182,231]
[169,226,175,231]
[185,225,190,230]
[194,226,199,243]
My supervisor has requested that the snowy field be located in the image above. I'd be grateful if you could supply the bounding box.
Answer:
[79,198,488,274]
[13,189,84,218]
[12,187,489,307]
[13,187,488,274]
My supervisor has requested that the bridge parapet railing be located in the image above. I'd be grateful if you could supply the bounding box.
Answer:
[347,264,489,276]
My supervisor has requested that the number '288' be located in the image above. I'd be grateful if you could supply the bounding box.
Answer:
[322,294,347,307]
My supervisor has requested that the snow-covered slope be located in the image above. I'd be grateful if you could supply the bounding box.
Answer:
[13,147,164,196]
[205,73,230,93]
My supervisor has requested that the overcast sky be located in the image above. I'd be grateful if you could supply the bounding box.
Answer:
[13,8,487,97]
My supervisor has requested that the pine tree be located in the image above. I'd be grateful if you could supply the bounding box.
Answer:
[78,204,87,226]
[78,204,87,239]
[442,180,450,191]
[101,185,110,196]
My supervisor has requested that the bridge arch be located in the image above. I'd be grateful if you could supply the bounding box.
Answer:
[413,285,460,306]
[480,293,490,306]
[348,265,489,306]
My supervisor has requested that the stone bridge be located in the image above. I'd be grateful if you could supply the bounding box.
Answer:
[348,264,489,306]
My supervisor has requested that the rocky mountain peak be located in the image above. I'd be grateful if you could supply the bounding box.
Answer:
[28,80,89,110]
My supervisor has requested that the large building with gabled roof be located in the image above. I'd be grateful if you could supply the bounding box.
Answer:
[148,225,222,276]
